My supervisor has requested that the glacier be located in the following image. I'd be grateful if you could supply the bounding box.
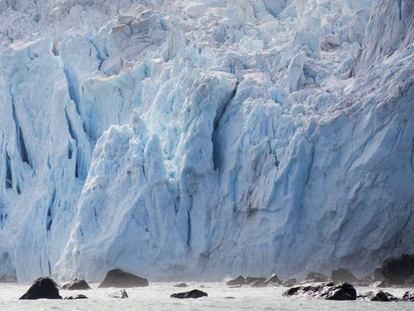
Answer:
[0,0,413,282]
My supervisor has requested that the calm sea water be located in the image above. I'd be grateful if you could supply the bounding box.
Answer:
[0,282,412,310]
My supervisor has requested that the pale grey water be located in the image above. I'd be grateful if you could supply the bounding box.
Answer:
[0,282,413,310]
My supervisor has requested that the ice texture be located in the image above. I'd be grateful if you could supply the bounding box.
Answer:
[0,0,413,282]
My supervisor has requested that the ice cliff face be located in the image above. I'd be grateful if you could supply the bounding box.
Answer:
[0,0,413,282]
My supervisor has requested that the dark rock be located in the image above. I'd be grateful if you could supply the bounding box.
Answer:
[64,294,88,300]
[331,268,357,283]
[359,290,398,302]
[61,279,91,290]
[325,283,357,301]
[99,269,148,288]
[371,290,398,302]
[264,273,282,285]
[380,254,414,285]
[171,289,208,299]
[173,283,188,288]
[284,282,356,301]
[226,276,246,286]
[402,291,414,302]
[306,272,328,283]
[111,289,128,299]
[20,277,62,300]
[285,287,300,296]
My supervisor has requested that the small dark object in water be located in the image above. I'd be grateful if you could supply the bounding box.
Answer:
[174,283,188,288]
[64,294,88,300]
[20,277,62,300]
[171,289,208,299]
[99,269,148,288]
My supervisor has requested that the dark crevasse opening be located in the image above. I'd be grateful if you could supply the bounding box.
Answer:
[0,202,7,229]
[5,152,12,189]
[46,189,56,231]
[18,127,32,168]
[65,109,86,179]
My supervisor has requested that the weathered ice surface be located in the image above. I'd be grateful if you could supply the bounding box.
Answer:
[0,0,413,282]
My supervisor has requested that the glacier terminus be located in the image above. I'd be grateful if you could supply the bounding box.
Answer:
[0,0,413,283]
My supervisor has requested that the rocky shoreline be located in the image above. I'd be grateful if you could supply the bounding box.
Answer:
[11,254,414,303]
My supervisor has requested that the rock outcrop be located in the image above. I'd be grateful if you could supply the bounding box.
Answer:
[99,269,148,288]
[20,277,62,300]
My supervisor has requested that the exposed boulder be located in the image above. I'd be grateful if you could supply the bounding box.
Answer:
[331,268,357,283]
[20,277,62,300]
[402,291,414,302]
[173,283,188,288]
[284,282,356,301]
[306,272,328,283]
[171,289,208,299]
[380,254,414,285]
[264,273,282,285]
[226,276,246,286]
[371,291,398,302]
[325,283,357,300]
[64,294,88,300]
[61,279,91,290]
[358,290,398,302]
[99,269,148,288]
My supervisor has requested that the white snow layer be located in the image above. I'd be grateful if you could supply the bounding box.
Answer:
[0,0,413,282]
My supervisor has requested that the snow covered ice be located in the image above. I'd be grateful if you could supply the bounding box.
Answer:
[0,0,413,283]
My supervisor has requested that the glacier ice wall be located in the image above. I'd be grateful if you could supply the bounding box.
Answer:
[0,0,413,281]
